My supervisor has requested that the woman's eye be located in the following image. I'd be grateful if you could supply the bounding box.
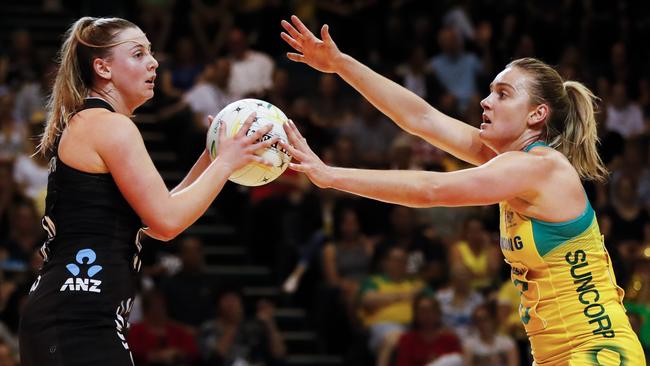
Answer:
[134,52,143,58]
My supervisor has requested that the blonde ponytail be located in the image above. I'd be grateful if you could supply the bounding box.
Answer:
[559,81,607,181]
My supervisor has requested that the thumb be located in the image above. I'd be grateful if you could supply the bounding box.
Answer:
[321,24,333,44]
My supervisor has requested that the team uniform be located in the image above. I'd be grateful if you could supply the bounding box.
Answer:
[19,98,144,366]
[499,142,645,365]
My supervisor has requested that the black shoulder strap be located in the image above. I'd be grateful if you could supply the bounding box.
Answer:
[81,97,115,112]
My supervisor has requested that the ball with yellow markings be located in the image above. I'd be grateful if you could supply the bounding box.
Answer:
[206,99,291,186]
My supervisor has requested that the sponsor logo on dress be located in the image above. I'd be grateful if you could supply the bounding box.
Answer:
[60,248,103,293]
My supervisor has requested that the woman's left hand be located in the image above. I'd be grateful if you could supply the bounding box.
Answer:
[280,120,333,188]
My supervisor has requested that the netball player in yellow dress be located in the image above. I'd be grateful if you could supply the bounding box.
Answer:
[279,15,645,365]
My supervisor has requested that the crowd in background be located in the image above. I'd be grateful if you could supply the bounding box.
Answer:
[1,0,650,365]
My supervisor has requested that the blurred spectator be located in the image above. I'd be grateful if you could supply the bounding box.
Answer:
[198,289,286,366]
[0,340,17,366]
[321,206,373,327]
[557,45,586,82]
[416,205,479,245]
[309,74,351,129]
[5,30,39,88]
[0,94,26,161]
[330,135,360,168]
[395,293,463,366]
[128,290,200,366]
[0,162,24,242]
[0,322,18,362]
[13,123,48,213]
[0,200,43,270]
[160,236,218,330]
[605,83,645,138]
[428,27,484,113]
[449,216,501,292]
[463,302,518,366]
[0,249,43,334]
[183,57,235,130]
[339,98,399,168]
[189,0,234,59]
[373,206,448,289]
[436,267,484,338]
[136,0,175,52]
[160,37,204,98]
[442,2,475,41]
[289,97,335,156]
[601,174,650,287]
[512,34,536,60]
[358,247,427,366]
[606,42,633,87]
[226,28,275,98]
[267,68,292,113]
[13,62,55,126]
[395,46,443,104]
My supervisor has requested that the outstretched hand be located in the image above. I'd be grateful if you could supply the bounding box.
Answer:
[280,120,332,188]
[280,15,342,73]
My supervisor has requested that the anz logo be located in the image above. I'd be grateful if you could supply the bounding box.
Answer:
[60,248,103,293]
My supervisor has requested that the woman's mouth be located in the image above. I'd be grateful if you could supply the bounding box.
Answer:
[480,113,492,129]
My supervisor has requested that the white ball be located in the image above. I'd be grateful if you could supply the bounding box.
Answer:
[206,99,291,186]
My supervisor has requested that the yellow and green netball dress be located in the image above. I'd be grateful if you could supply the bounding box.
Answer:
[499,142,645,365]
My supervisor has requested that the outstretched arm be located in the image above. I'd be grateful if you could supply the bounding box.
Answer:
[281,120,546,208]
[281,15,496,166]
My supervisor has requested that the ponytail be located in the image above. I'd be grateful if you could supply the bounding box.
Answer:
[559,81,607,181]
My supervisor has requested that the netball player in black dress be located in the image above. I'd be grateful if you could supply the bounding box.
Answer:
[19,17,277,365]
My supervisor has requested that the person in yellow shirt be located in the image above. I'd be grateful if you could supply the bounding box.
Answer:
[279,16,645,365]
[359,247,426,366]
[449,216,501,291]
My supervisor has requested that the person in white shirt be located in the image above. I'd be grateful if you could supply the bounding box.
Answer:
[184,58,235,130]
[463,303,519,366]
[226,28,275,98]
[605,83,645,138]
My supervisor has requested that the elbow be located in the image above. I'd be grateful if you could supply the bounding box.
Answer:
[405,108,437,137]
[145,217,183,242]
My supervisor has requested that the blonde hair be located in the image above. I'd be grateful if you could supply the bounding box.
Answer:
[507,58,607,182]
[39,17,136,154]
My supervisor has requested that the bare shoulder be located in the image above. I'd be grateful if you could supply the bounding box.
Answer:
[515,146,586,220]
[90,110,140,139]
[80,110,144,153]
[60,110,143,172]
[526,145,579,177]
[485,149,558,176]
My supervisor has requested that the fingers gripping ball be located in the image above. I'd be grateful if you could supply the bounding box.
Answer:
[207,99,291,186]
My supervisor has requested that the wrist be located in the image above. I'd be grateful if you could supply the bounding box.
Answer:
[333,53,352,75]
[321,165,337,189]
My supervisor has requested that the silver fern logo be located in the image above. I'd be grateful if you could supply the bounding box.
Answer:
[60,248,103,292]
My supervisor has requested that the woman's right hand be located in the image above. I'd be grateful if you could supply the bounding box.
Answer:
[280,119,333,188]
[214,112,278,173]
[280,15,342,74]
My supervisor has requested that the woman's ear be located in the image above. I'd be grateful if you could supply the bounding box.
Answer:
[93,58,111,81]
[528,104,549,127]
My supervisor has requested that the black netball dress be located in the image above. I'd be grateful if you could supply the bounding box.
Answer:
[19,98,145,366]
